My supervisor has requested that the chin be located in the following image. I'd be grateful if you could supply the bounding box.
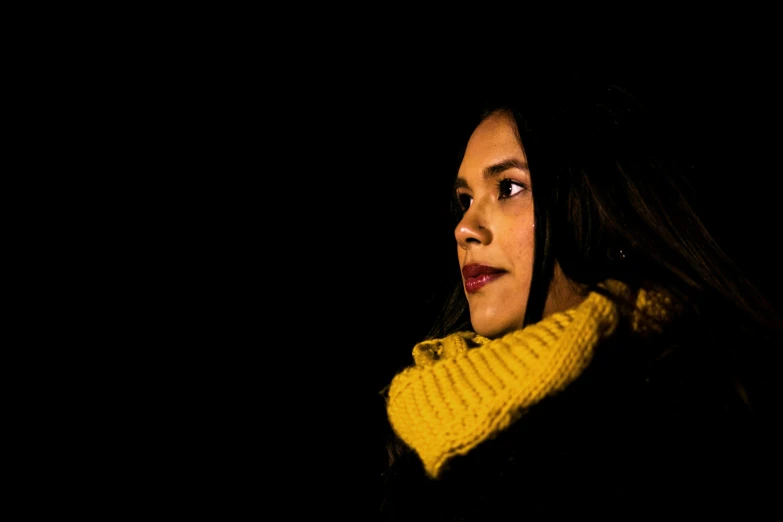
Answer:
[468,299,527,338]
[471,317,523,340]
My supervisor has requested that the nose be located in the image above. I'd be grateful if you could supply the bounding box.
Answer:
[455,208,491,249]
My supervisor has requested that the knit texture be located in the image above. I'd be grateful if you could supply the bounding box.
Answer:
[385,280,675,478]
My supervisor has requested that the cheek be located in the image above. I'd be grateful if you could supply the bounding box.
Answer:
[509,202,535,241]
[508,219,536,268]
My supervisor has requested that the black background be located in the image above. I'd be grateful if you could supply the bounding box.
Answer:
[35,16,783,519]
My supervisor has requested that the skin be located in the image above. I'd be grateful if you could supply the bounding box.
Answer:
[455,110,585,338]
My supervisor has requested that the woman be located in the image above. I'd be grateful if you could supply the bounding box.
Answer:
[378,74,782,519]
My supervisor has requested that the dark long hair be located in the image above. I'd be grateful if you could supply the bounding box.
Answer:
[426,73,782,340]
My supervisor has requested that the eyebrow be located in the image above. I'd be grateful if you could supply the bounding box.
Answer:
[454,158,530,190]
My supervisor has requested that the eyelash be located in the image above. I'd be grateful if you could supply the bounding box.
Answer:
[456,178,528,212]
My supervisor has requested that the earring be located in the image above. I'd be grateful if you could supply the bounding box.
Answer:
[608,247,627,263]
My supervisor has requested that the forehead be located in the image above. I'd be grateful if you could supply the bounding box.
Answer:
[459,112,526,177]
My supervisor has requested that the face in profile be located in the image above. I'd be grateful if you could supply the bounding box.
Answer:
[455,110,582,338]
[455,110,536,338]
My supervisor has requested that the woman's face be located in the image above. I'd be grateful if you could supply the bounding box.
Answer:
[455,110,584,338]
[455,111,535,338]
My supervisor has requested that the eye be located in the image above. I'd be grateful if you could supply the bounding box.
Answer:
[498,178,526,199]
[457,193,472,212]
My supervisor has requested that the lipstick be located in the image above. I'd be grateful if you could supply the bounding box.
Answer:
[462,264,505,293]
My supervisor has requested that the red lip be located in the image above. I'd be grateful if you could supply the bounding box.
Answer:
[462,264,506,293]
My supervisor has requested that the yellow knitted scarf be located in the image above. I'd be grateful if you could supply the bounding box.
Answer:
[385,280,675,478]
